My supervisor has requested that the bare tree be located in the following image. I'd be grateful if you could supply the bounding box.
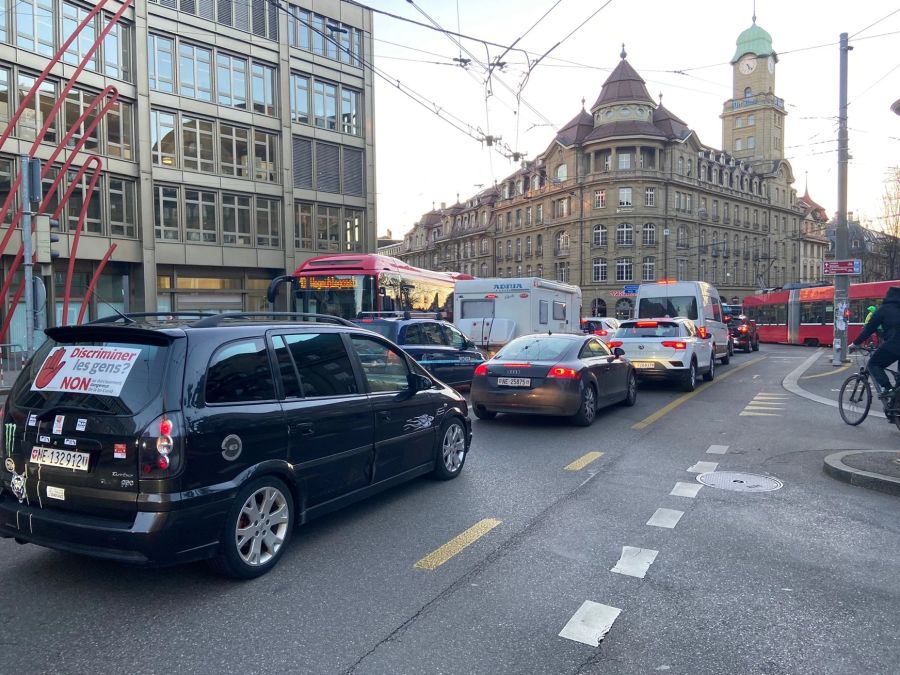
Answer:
[881,166,900,279]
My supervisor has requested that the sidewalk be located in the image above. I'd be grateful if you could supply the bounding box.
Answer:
[784,348,900,497]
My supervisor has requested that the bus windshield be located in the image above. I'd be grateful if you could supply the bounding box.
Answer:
[297,275,376,318]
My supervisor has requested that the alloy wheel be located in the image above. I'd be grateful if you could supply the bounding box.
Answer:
[442,422,466,473]
[235,486,290,567]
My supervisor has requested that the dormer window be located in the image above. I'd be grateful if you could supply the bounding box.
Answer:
[555,163,567,182]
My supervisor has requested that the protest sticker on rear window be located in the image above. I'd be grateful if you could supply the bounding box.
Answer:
[31,346,143,397]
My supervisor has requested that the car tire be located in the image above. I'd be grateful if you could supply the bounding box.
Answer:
[572,382,597,426]
[210,476,294,580]
[703,354,716,381]
[728,340,735,357]
[681,361,697,392]
[473,405,496,420]
[719,344,730,365]
[433,417,467,480]
[752,339,760,352]
[621,371,638,406]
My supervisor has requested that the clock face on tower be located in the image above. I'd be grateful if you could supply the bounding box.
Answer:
[738,54,756,75]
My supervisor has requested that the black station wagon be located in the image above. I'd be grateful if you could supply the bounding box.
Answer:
[0,313,472,578]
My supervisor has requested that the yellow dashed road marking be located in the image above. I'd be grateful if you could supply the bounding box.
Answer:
[414,518,502,570]
[565,451,604,471]
[633,357,767,430]
[801,363,851,379]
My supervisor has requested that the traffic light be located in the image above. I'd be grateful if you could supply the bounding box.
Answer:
[34,214,61,264]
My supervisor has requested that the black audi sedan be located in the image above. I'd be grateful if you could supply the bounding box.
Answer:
[469,333,637,425]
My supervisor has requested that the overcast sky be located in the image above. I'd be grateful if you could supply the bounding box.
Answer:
[370,0,900,238]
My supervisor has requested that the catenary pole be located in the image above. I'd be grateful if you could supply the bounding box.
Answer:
[833,33,851,365]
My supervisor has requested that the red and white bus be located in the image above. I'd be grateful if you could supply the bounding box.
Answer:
[284,254,472,320]
[743,280,900,346]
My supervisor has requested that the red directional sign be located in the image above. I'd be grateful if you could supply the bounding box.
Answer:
[823,259,861,275]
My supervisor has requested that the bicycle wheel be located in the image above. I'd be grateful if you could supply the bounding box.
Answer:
[838,374,871,426]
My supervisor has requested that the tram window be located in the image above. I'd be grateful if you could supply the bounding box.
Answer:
[801,302,826,324]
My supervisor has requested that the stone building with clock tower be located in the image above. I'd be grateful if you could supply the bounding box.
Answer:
[394,17,829,315]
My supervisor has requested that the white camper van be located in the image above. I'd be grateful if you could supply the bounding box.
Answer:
[454,277,582,354]
[634,280,731,364]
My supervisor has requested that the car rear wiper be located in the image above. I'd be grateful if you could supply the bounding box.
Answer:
[37,405,116,419]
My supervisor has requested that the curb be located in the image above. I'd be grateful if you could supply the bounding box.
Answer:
[823,450,900,497]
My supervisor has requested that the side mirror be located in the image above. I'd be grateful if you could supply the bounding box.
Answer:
[407,373,433,392]
[613,347,625,357]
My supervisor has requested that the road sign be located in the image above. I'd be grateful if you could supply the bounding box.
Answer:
[823,259,861,275]
[623,284,640,294]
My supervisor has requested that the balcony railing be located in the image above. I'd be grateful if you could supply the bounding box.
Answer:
[554,247,570,257]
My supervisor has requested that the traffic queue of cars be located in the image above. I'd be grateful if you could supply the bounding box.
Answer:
[0,279,756,578]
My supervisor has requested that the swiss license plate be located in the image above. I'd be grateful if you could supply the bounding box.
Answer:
[497,377,531,387]
[632,361,656,369]
[30,446,90,471]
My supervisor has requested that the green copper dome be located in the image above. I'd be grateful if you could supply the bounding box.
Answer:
[731,20,774,63]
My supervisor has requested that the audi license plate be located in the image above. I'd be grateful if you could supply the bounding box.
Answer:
[632,361,656,369]
[30,446,90,471]
[497,377,531,387]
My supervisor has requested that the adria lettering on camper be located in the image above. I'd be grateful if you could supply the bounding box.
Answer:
[31,346,142,397]
[492,283,525,291]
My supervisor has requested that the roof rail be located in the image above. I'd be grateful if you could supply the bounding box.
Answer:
[356,310,444,320]
[89,311,217,325]
[189,312,356,328]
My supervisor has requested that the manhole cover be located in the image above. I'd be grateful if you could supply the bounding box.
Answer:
[697,471,783,492]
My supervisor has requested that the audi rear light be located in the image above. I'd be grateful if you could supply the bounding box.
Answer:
[594,329,608,336]
[661,341,687,350]
[609,340,623,347]
[474,363,488,377]
[547,366,579,379]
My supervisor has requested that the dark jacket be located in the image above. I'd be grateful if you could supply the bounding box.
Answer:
[854,286,900,347]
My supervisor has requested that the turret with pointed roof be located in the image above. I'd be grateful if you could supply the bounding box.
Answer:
[590,45,654,112]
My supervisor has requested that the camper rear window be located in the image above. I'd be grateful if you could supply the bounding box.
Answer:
[638,296,698,320]
[552,301,566,321]
[460,299,495,319]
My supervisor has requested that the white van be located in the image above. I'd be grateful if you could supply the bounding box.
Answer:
[634,281,731,364]
[453,277,582,354]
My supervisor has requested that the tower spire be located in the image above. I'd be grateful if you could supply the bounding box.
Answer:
[620,43,626,60]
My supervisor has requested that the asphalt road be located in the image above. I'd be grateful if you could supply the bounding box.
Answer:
[1,344,897,674]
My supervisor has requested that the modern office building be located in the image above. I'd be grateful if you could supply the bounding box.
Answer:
[393,19,829,316]
[0,0,375,347]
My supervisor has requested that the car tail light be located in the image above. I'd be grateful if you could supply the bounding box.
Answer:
[140,413,182,478]
[697,326,708,339]
[609,340,623,347]
[547,366,579,379]
[661,341,687,350]
[739,325,749,333]
[474,363,488,377]
[594,329,608,336]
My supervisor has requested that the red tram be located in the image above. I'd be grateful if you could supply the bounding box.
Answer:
[742,280,900,346]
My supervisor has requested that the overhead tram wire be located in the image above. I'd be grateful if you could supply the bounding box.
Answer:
[264,0,516,161]
[850,7,900,39]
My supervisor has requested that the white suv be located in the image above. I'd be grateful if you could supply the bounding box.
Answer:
[610,317,715,391]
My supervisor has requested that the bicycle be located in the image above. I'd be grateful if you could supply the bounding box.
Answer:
[838,345,900,428]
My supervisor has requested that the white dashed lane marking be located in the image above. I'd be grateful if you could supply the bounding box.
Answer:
[670,481,703,498]
[559,601,622,646]
[706,444,728,454]
[687,460,718,473]
[647,508,684,528]
[610,546,659,578]
[741,392,789,417]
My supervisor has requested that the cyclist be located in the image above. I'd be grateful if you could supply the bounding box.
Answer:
[850,287,900,400]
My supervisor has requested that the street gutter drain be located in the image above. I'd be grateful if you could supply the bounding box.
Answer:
[697,471,783,492]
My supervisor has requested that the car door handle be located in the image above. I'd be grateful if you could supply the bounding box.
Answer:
[378,411,392,421]
[292,422,315,436]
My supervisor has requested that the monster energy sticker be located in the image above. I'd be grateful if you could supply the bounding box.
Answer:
[4,422,15,455]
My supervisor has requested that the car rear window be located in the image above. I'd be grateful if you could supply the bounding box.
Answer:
[351,321,396,340]
[638,296,698,320]
[616,322,681,338]
[496,336,571,361]
[10,338,170,415]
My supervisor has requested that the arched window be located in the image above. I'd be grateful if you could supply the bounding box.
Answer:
[616,223,634,246]
[555,230,570,252]
[480,263,488,276]
[591,298,607,317]
[744,87,752,98]
[615,298,633,320]
[642,223,656,246]
[642,256,656,281]
[593,223,607,247]
[555,163,567,181]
